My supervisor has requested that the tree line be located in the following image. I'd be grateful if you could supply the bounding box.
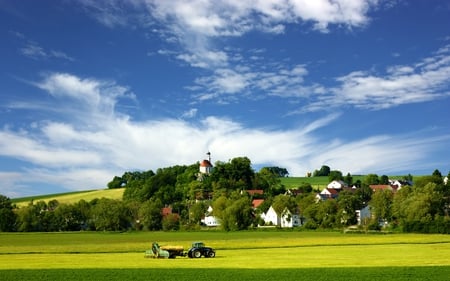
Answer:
[0,158,449,233]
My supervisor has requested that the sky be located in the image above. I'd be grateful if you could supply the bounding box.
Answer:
[1,0,450,198]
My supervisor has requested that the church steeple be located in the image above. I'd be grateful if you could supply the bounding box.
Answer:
[199,152,213,175]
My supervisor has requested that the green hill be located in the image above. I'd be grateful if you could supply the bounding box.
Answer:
[12,188,125,207]
[280,175,366,190]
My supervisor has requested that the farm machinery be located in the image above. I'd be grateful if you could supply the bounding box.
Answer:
[145,241,215,259]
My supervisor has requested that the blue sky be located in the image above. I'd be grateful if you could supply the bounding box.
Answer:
[1,0,449,198]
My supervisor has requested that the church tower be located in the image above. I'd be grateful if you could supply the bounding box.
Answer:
[199,151,213,174]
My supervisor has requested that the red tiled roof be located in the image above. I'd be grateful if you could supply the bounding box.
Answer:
[246,189,264,195]
[369,185,393,191]
[252,199,264,208]
[200,160,213,167]
[326,188,339,194]
[161,207,172,216]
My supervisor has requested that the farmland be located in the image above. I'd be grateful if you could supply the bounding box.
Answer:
[1,231,449,280]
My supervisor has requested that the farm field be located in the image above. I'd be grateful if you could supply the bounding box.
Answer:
[1,231,449,280]
[12,188,125,207]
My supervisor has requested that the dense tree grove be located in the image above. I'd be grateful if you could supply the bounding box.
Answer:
[1,160,449,233]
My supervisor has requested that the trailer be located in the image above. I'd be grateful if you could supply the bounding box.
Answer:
[145,241,215,259]
[145,242,185,258]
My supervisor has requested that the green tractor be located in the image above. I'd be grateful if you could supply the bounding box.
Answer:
[187,241,216,258]
[145,241,216,259]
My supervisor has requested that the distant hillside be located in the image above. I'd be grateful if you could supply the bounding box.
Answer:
[12,175,417,207]
[12,188,125,207]
[280,175,366,190]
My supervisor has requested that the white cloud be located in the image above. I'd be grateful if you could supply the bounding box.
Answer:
[77,0,383,68]
[191,62,310,101]
[1,73,449,197]
[300,44,450,112]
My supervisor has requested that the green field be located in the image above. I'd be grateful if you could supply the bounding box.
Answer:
[12,188,125,207]
[1,231,449,280]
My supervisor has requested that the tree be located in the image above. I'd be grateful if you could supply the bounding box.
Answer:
[0,195,17,232]
[189,202,207,224]
[328,170,343,182]
[364,174,379,185]
[380,175,389,185]
[91,199,131,231]
[260,167,289,177]
[344,173,353,186]
[139,199,163,231]
[313,165,330,177]
[272,195,297,215]
[369,189,393,225]
[162,214,180,231]
[221,196,254,231]
[337,191,361,226]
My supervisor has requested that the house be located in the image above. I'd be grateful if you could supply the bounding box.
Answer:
[201,206,220,227]
[280,208,301,228]
[261,206,280,226]
[252,199,264,209]
[285,188,304,197]
[327,180,347,189]
[316,188,339,201]
[242,189,264,196]
[161,206,180,220]
[261,205,300,228]
[388,179,411,190]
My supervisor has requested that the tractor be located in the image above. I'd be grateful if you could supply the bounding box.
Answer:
[187,241,216,258]
[145,241,215,259]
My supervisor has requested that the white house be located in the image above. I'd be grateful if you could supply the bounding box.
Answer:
[201,206,220,227]
[261,206,280,226]
[327,180,346,189]
[281,208,301,228]
[316,188,339,201]
[261,206,300,228]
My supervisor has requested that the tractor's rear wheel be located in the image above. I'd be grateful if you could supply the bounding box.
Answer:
[193,250,201,258]
[207,251,215,258]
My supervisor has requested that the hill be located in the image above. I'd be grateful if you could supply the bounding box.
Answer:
[12,188,125,207]
[280,175,366,190]
[12,175,415,207]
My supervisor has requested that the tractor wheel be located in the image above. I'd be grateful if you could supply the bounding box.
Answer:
[193,250,201,258]
[207,251,215,258]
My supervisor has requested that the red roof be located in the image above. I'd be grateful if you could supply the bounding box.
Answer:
[370,185,396,192]
[161,207,172,216]
[200,160,213,167]
[252,199,264,208]
[245,189,264,195]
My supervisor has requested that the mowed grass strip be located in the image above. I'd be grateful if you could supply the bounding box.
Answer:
[1,243,449,269]
[2,267,450,281]
[1,231,449,254]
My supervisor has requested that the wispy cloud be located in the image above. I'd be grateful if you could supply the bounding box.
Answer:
[77,0,383,68]
[20,42,75,61]
[299,44,450,112]
[1,72,448,197]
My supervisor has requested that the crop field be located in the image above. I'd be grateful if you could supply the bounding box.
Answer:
[12,188,125,207]
[1,231,449,281]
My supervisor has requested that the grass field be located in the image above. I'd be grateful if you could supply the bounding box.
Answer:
[12,188,125,207]
[1,231,449,280]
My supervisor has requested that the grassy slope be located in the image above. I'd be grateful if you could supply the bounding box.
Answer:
[12,188,125,207]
